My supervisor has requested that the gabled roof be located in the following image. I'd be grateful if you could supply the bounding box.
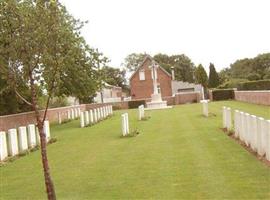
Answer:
[129,55,172,80]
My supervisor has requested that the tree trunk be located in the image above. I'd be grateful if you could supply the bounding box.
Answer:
[36,121,56,200]
[30,75,56,200]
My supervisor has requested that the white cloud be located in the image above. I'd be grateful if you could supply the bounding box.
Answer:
[60,0,270,72]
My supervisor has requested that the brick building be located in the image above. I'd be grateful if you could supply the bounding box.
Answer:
[130,56,172,100]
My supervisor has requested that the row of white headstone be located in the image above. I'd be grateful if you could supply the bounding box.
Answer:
[58,107,81,124]
[121,113,129,136]
[0,121,51,161]
[80,105,113,128]
[138,105,145,120]
[222,106,270,161]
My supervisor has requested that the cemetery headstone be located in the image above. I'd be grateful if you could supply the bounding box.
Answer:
[58,112,62,124]
[7,129,19,156]
[257,117,264,156]
[85,111,89,125]
[80,112,85,127]
[27,124,37,148]
[0,131,8,161]
[18,126,28,152]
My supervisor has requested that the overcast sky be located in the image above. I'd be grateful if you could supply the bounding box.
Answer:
[60,0,270,72]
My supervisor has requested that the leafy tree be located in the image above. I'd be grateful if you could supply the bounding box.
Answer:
[154,53,195,82]
[100,66,126,88]
[218,68,232,84]
[195,64,208,88]
[208,63,220,88]
[123,53,195,82]
[122,53,147,72]
[0,1,103,199]
[229,53,270,80]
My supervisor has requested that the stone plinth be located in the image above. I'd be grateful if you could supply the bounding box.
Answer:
[146,94,172,110]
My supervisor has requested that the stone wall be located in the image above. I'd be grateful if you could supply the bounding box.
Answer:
[0,92,202,131]
[175,92,201,104]
[0,103,112,132]
[234,91,270,106]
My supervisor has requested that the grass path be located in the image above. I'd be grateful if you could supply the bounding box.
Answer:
[1,101,270,199]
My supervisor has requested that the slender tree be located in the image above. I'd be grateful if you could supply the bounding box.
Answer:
[195,64,208,88]
[208,63,220,88]
[0,1,104,199]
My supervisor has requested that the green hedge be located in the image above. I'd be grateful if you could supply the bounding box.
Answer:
[211,89,234,101]
[128,100,145,109]
[237,80,270,90]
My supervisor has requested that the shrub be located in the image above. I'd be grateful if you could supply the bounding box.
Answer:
[237,79,270,90]
[218,79,247,89]
[211,89,234,101]
[128,100,145,109]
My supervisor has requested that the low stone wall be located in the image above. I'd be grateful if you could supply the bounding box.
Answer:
[175,92,201,104]
[234,91,270,106]
[0,103,112,132]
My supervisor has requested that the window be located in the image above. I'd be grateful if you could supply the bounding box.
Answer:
[139,70,145,81]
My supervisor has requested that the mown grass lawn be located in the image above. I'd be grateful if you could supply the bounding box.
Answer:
[1,100,270,199]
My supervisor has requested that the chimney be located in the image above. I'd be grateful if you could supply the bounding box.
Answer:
[171,67,175,80]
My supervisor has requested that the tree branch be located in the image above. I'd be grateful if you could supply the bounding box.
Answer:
[14,89,33,106]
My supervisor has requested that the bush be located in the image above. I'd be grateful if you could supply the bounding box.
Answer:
[218,79,247,89]
[237,80,270,90]
[211,89,234,101]
[128,100,145,109]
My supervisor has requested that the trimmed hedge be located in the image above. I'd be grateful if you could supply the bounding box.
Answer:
[128,100,145,109]
[211,89,234,101]
[237,79,270,90]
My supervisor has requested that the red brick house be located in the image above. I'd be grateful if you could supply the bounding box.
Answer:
[130,56,172,100]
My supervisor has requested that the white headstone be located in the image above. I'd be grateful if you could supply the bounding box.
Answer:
[27,124,37,148]
[234,110,240,138]
[7,129,19,156]
[93,109,97,123]
[257,117,264,156]
[121,114,127,136]
[36,126,40,145]
[243,113,250,146]
[67,110,71,120]
[103,107,106,118]
[138,105,145,120]
[125,113,129,134]
[0,131,8,161]
[90,110,94,124]
[266,120,270,161]
[239,112,245,142]
[246,113,253,146]
[97,108,101,121]
[226,107,232,130]
[74,108,78,118]
[100,107,104,120]
[80,113,85,128]
[121,113,129,136]
[71,109,75,120]
[85,111,89,125]
[250,115,258,152]
[105,106,108,117]
[202,101,209,117]
[261,119,268,156]
[44,120,51,142]
[223,107,227,129]
[58,112,62,124]
[18,126,28,152]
